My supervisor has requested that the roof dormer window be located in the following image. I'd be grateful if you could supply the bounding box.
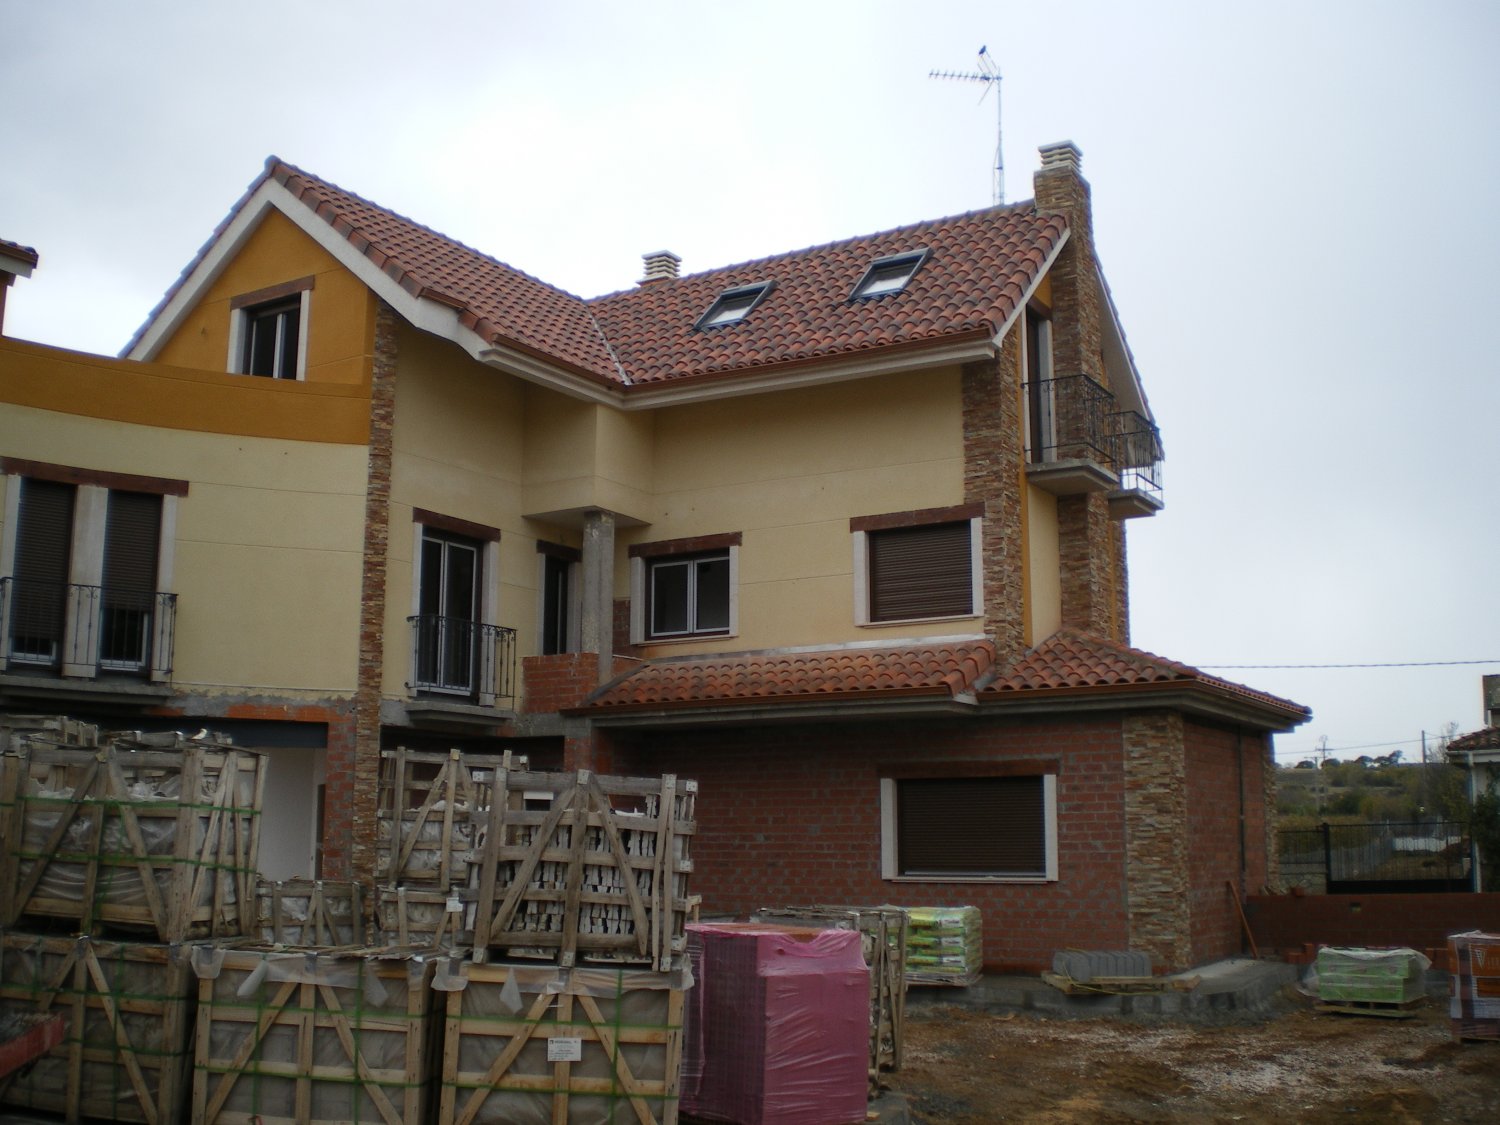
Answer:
[695,282,772,330]
[850,250,928,301]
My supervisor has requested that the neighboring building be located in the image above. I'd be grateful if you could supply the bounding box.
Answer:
[0,143,1308,970]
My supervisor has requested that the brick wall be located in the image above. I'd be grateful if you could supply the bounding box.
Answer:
[1245,892,1500,953]
[611,713,1131,973]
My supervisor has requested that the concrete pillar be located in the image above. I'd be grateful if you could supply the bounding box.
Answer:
[581,509,617,684]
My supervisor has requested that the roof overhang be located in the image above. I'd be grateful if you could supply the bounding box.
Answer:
[980,681,1310,732]
[582,691,980,729]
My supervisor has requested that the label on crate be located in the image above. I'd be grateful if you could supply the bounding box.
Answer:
[446,894,462,913]
[547,1037,583,1062]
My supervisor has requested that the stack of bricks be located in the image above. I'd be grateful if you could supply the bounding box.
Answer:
[1449,930,1500,1041]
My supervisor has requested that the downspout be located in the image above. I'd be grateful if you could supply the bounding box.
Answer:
[1236,729,1247,895]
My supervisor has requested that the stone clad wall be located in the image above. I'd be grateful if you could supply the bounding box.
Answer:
[1123,711,1192,968]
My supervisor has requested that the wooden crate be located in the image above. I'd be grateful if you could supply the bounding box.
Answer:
[0,932,196,1124]
[0,732,266,941]
[751,905,908,1072]
[472,769,696,971]
[437,960,686,1125]
[377,748,526,889]
[191,944,437,1125]
[0,717,98,859]
[374,884,475,950]
[256,878,365,947]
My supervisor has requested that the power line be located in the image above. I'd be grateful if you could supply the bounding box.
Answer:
[1201,658,1499,670]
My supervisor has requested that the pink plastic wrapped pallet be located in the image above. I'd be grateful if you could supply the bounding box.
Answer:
[683,922,868,1125]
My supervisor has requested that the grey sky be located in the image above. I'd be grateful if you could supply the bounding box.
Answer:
[3,0,1496,764]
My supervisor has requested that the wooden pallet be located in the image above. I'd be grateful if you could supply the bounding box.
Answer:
[0,932,196,1124]
[438,960,686,1125]
[377,748,526,889]
[752,905,909,1073]
[0,733,266,941]
[472,769,696,971]
[374,884,474,950]
[191,944,436,1125]
[256,878,365,947]
[1315,996,1425,1018]
[1042,971,1201,995]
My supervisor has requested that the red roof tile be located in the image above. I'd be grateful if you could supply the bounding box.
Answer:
[1449,726,1500,752]
[128,157,1068,389]
[582,641,998,712]
[981,629,1309,720]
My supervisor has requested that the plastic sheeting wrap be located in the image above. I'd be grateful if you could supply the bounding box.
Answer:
[374,883,476,950]
[0,931,197,1124]
[437,960,689,1125]
[1312,946,1429,1005]
[255,878,366,947]
[683,923,868,1125]
[190,944,438,1125]
[1449,930,1500,1038]
[902,905,983,986]
[0,732,266,941]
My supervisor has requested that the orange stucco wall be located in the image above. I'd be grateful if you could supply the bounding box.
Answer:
[151,209,377,387]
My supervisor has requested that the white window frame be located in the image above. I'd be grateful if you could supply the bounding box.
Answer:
[536,550,582,656]
[852,516,983,627]
[629,545,739,644]
[880,774,1058,883]
[227,288,312,380]
[409,520,500,705]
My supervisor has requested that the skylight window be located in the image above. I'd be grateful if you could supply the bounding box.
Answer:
[850,250,928,301]
[696,282,772,330]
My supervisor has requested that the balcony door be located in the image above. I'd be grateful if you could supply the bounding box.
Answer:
[417,529,481,694]
[100,492,162,671]
[1024,305,1056,463]
[9,478,74,666]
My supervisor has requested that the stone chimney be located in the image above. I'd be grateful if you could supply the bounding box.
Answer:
[0,239,38,336]
[639,250,681,285]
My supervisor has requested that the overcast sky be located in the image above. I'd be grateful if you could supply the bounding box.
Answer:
[3,1,1496,765]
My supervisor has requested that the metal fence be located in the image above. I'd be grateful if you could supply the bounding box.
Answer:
[1279,820,1472,893]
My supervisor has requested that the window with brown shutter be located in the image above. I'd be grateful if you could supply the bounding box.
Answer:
[10,478,75,664]
[888,775,1055,879]
[99,491,162,669]
[867,521,973,622]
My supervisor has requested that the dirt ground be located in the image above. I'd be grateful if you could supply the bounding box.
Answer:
[889,998,1500,1123]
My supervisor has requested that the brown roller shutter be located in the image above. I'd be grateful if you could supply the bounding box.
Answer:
[11,479,75,661]
[897,777,1046,876]
[868,521,972,622]
[103,491,161,594]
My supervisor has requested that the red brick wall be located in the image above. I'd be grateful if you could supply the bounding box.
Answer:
[1184,721,1272,963]
[610,714,1130,973]
[523,653,644,714]
[1245,892,1500,953]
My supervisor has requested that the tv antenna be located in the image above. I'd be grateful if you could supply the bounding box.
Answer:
[930,45,1004,205]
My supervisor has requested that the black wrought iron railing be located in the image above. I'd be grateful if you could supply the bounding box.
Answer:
[0,577,176,678]
[1278,820,1472,894]
[1108,410,1165,502]
[1024,373,1114,466]
[408,613,516,706]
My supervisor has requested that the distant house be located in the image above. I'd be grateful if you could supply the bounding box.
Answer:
[0,142,1308,970]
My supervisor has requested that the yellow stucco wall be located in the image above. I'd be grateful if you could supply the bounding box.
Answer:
[0,403,367,697]
[520,389,654,523]
[1025,485,1062,643]
[629,368,971,652]
[151,209,377,387]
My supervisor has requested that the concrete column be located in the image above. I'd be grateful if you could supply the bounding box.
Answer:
[580,509,616,684]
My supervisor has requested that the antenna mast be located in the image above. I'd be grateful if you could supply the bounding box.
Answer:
[929,45,1004,205]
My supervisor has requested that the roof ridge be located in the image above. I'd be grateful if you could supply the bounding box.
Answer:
[586,199,1042,303]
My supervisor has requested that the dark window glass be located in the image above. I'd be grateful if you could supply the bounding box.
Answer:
[542,554,571,656]
[415,528,481,694]
[243,298,301,378]
[647,551,730,638]
[896,776,1047,877]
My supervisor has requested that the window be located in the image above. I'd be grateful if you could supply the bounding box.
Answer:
[537,542,580,656]
[409,510,501,703]
[881,774,1058,881]
[629,533,741,643]
[695,282,773,330]
[850,250,927,301]
[852,506,982,625]
[1023,302,1055,463]
[0,459,181,681]
[228,278,313,380]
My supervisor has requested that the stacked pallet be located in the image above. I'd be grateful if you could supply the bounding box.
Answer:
[255,877,365,946]
[1314,947,1428,1016]
[902,905,983,986]
[0,720,268,1124]
[751,904,908,1074]
[1449,930,1500,1041]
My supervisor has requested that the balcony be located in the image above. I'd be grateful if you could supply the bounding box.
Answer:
[1023,374,1119,496]
[408,613,516,712]
[0,578,176,697]
[1107,411,1165,519]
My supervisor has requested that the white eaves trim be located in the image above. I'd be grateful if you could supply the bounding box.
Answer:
[0,250,36,279]
[989,226,1071,346]
[1098,265,1152,422]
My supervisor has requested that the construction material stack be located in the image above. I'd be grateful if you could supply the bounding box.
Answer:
[1449,930,1500,1041]
[0,719,267,1124]
[1313,946,1428,1016]
[902,905,983,986]
[682,922,869,1125]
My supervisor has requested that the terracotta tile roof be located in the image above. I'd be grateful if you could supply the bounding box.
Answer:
[589,206,1067,384]
[1449,726,1500,752]
[981,629,1310,720]
[128,157,1067,387]
[581,640,997,712]
[0,239,39,269]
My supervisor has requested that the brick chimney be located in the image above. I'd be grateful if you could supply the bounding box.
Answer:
[0,239,38,336]
[639,250,681,285]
